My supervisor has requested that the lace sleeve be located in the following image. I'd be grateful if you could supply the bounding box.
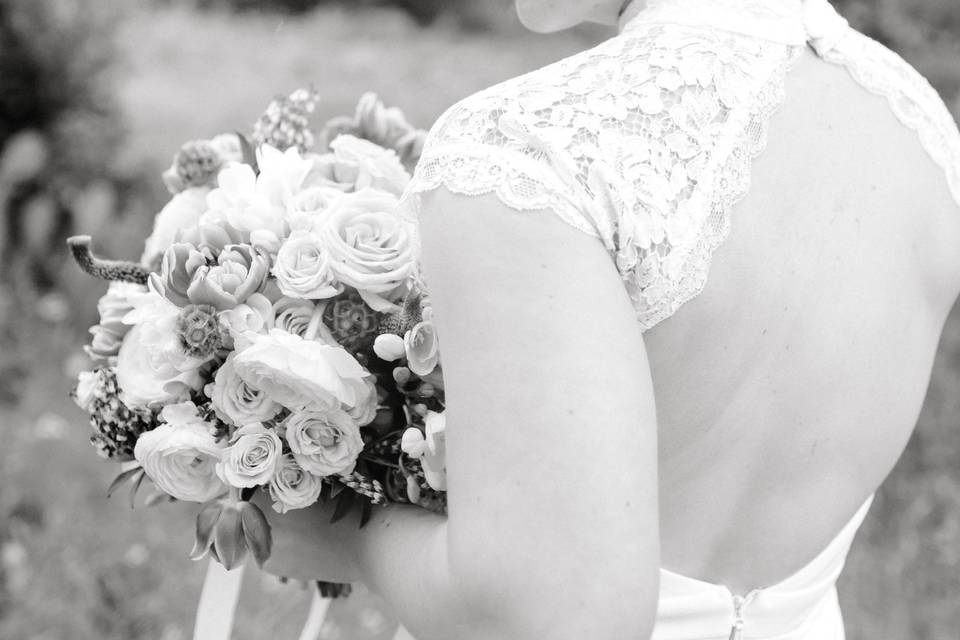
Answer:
[399,98,604,240]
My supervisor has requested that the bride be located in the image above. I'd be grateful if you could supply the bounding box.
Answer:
[254,0,960,638]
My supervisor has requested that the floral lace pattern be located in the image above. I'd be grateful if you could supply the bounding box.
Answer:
[400,0,960,332]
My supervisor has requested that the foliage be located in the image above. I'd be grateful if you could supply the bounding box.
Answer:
[0,0,124,293]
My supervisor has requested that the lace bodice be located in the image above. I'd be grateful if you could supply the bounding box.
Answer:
[400,0,960,331]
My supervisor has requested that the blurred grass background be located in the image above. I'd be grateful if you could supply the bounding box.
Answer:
[0,0,957,638]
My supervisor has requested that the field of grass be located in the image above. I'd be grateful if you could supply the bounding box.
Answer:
[0,3,958,639]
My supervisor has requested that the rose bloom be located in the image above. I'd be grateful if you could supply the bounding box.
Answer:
[286,186,345,234]
[272,231,341,300]
[319,189,413,295]
[324,135,410,196]
[404,319,440,377]
[85,281,147,365]
[231,329,376,415]
[116,290,208,408]
[141,187,210,268]
[134,402,228,502]
[268,453,324,513]
[283,407,363,477]
[205,352,281,427]
[216,423,283,489]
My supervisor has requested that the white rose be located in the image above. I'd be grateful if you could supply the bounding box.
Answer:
[216,423,282,489]
[404,320,439,376]
[142,187,211,267]
[319,189,413,295]
[133,402,228,502]
[231,329,375,414]
[287,186,345,233]
[284,408,363,477]
[268,453,324,513]
[116,291,208,408]
[273,231,341,300]
[329,135,410,196]
[205,353,281,427]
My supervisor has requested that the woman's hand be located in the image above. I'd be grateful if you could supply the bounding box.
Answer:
[250,489,365,584]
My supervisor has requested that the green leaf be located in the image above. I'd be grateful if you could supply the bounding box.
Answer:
[239,501,272,568]
[190,501,224,561]
[213,505,247,571]
[143,492,175,508]
[237,132,259,174]
[328,481,346,500]
[128,469,147,509]
[106,467,143,499]
[359,498,373,529]
[329,490,355,525]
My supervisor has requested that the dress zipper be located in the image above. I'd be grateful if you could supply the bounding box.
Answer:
[728,591,758,640]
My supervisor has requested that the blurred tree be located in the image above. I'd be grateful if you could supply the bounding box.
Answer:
[0,0,122,293]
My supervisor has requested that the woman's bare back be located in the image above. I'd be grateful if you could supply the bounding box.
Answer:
[647,46,960,593]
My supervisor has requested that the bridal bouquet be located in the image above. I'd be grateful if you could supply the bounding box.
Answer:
[68,89,448,575]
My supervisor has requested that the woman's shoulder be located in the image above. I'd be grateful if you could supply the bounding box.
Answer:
[427,22,796,147]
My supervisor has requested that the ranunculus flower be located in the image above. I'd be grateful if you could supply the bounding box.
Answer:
[272,231,341,300]
[269,453,323,513]
[187,244,270,310]
[85,281,147,364]
[216,423,283,489]
[345,376,379,427]
[116,290,209,408]
[142,187,211,268]
[404,319,439,376]
[134,402,228,502]
[218,292,275,351]
[205,352,281,427]
[231,329,375,414]
[319,189,413,295]
[283,408,363,477]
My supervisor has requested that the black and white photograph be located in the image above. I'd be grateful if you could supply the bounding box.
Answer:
[0,0,958,638]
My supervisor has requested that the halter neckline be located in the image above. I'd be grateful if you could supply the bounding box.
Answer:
[617,0,849,54]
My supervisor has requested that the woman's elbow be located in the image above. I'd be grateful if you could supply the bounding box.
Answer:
[447,550,660,640]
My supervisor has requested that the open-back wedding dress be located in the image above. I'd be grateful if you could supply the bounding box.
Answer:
[194,1,960,638]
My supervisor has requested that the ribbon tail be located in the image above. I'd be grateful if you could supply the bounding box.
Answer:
[193,560,245,640]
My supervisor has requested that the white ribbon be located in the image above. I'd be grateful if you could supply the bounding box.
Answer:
[193,560,245,640]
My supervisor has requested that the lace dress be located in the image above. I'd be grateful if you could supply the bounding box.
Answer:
[193,1,960,638]
[393,0,960,638]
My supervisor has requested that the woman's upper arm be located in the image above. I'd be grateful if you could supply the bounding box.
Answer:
[416,186,660,639]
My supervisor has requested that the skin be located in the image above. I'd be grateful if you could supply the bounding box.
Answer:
[259,3,960,637]
[514,0,631,32]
